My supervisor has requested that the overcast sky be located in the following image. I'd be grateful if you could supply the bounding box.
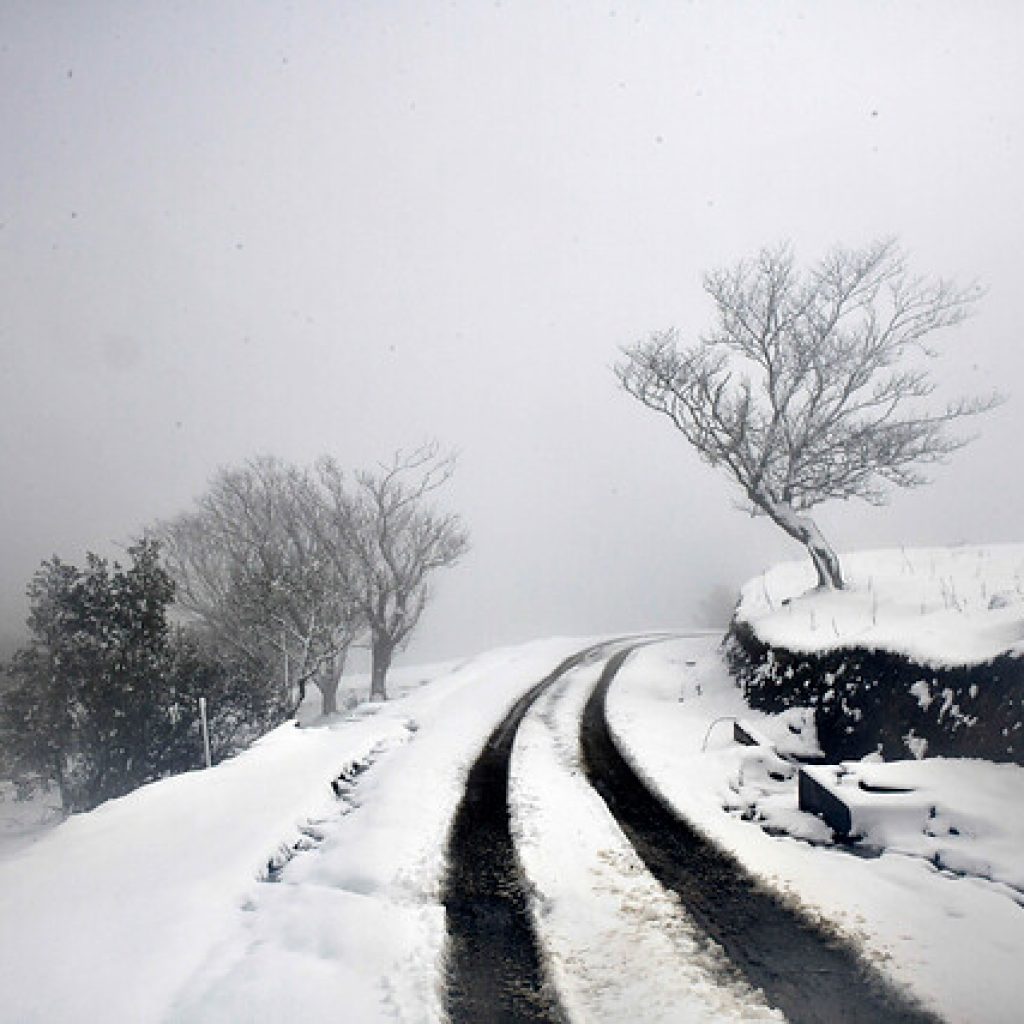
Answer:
[1,1,1021,662]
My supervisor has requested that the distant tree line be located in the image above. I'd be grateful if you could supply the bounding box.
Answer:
[0,443,467,813]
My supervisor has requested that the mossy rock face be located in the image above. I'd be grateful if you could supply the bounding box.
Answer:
[724,619,1024,764]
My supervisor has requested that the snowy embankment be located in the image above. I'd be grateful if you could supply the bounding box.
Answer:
[737,544,1024,665]
[607,637,1024,1024]
[730,544,1024,764]
[0,638,588,1024]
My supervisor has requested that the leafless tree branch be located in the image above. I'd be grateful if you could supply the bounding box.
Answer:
[616,241,1003,588]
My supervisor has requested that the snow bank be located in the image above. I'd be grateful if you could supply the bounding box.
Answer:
[0,638,589,1024]
[607,638,1024,1024]
[737,544,1024,666]
[0,711,409,1023]
[798,758,1024,895]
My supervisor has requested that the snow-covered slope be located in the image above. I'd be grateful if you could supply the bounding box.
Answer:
[0,697,411,1023]
[736,544,1024,666]
[0,638,589,1024]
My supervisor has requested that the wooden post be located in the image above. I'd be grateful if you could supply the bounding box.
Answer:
[199,696,212,769]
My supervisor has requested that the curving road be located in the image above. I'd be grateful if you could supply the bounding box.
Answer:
[443,641,942,1024]
[580,646,941,1024]
[441,644,615,1024]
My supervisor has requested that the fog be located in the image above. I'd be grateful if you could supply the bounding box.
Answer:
[1,1,1021,663]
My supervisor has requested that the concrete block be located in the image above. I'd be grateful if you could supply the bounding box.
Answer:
[734,720,774,749]
[798,766,853,836]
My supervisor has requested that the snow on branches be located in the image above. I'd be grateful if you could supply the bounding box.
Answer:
[617,240,1003,589]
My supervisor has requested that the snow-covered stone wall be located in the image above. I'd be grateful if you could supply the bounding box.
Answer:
[725,619,1024,763]
[727,545,1024,764]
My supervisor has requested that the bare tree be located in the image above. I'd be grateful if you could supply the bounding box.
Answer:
[317,444,469,701]
[155,457,362,716]
[617,240,1002,589]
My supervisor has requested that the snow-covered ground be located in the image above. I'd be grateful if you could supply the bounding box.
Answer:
[737,544,1024,665]
[1,613,1021,1022]
[0,638,589,1024]
[608,637,1024,1024]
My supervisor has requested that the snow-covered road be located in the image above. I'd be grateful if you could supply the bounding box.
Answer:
[443,642,613,1023]
[511,655,782,1023]
[3,634,1022,1022]
[482,641,933,1024]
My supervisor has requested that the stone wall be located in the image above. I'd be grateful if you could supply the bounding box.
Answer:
[724,619,1024,764]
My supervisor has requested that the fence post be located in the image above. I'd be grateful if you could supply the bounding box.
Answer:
[199,696,212,769]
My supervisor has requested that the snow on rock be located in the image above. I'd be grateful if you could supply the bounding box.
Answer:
[736,544,1024,667]
[608,637,1024,1024]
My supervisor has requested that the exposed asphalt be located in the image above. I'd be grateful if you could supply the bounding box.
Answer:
[443,640,944,1023]
[580,645,944,1024]
[442,643,614,1024]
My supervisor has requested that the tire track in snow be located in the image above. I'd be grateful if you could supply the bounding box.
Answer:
[442,642,616,1024]
[510,660,783,1023]
[581,646,943,1024]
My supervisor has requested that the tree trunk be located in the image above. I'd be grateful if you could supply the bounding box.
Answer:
[54,756,71,817]
[370,636,393,702]
[316,652,346,716]
[320,679,338,715]
[766,502,844,590]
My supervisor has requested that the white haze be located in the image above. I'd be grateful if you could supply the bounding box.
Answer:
[1,0,1021,662]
